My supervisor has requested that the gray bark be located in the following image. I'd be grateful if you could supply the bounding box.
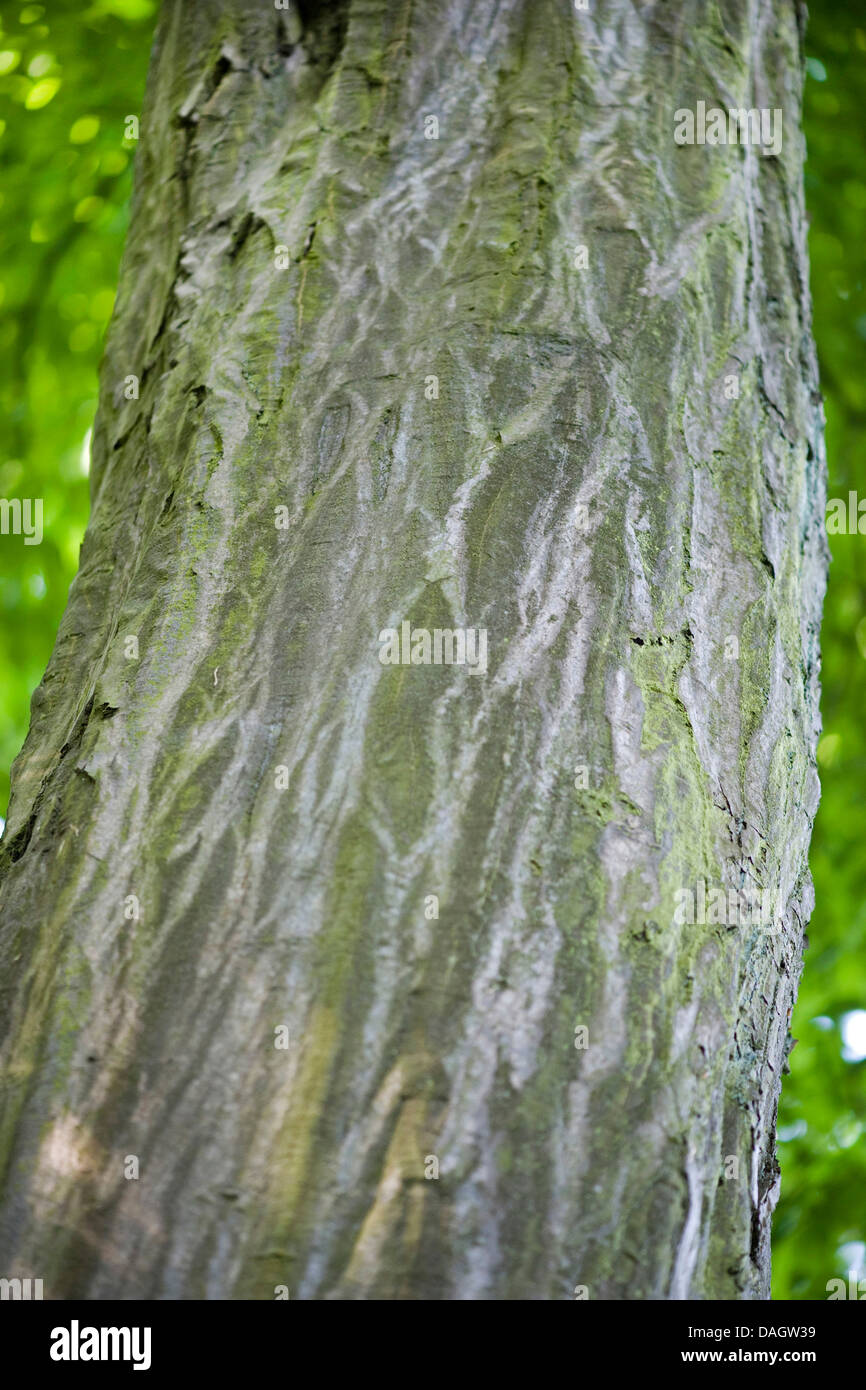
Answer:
[0,0,825,1300]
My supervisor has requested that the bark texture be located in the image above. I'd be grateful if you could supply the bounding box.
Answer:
[0,0,825,1299]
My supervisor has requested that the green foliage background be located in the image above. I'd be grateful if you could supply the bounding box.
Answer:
[0,0,862,1298]
[0,0,155,804]
[772,0,866,1301]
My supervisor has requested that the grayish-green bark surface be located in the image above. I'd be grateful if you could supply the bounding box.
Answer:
[0,0,825,1299]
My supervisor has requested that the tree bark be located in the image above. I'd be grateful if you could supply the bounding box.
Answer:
[0,0,825,1300]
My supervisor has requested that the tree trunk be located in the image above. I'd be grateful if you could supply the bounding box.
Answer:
[0,0,825,1300]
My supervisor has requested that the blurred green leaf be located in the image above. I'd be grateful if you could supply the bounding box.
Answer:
[0,0,155,817]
